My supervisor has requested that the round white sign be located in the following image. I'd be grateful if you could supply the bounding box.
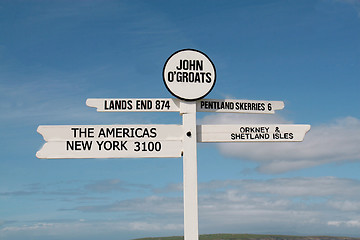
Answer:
[163,49,216,101]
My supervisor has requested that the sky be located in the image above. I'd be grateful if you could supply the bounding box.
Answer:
[1,0,360,239]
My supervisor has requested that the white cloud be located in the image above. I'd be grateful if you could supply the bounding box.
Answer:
[3,177,360,238]
[200,114,360,173]
[198,177,360,236]
[328,200,360,211]
[0,220,183,240]
[328,219,360,228]
[42,177,359,238]
[239,177,360,198]
[196,177,360,199]
[84,179,150,193]
[75,195,183,216]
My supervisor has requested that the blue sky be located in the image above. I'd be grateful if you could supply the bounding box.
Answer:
[1,0,360,239]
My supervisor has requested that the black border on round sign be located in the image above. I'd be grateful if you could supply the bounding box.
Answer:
[162,49,217,101]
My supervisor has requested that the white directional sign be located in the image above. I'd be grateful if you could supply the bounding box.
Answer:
[163,49,216,101]
[36,125,182,159]
[86,98,284,114]
[197,124,311,142]
[197,99,284,114]
[86,98,181,112]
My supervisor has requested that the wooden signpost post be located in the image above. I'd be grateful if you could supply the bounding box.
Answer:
[37,49,310,240]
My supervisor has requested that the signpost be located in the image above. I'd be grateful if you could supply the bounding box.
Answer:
[37,49,310,240]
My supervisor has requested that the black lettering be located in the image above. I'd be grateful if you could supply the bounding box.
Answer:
[136,100,152,110]
[127,100,133,110]
[82,141,92,150]
[142,128,150,138]
[103,141,111,150]
[116,128,122,137]
[109,100,114,110]
[189,72,194,82]
[98,128,105,138]
[252,103,256,110]
[182,72,188,82]
[176,72,182,82]
[164,100,170,110]
[122,128,130,138]
[205,72,211,83]
[176,60,183,70]
[113,141,120,150]
[231,133,237,140]
[150,128,157,138]
[200,72,205,82]
[189,60,195,70]
[196,60,203,71]
[134,142,140,151]
[115,100,121,110]
[183,60,188,70]
[260,103,265,111]
[129,128,135,138]
[66,141,74,150]
[168,72,174,82]
[106,128,115,137]
[120,141,128,150]
[66,141,92,150]
[272,132,293,140]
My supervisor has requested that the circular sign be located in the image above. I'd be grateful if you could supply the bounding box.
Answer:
[163,49,216,101]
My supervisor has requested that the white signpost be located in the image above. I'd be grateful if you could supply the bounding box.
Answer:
[37,49,310,240]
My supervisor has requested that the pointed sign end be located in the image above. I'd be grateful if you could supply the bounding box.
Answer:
[36,149,44,159]
[37,126,45,140]
[85,99,95,108]
[279,101,285,110]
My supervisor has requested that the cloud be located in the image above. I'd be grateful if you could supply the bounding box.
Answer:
[199,177,360,198]
[153,183,183,193]
[2,177,360,238]
[328,220,360,228]
[73,195,183,216]
[57,177,360,237]
[328,200,360,211]
[200,114,360,173]
[199,177,360,236]
[0,220,183,240]
[84,179,150,193]
[0,179,150,200]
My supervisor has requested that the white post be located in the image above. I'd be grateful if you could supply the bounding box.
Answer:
[180,101,199,240]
